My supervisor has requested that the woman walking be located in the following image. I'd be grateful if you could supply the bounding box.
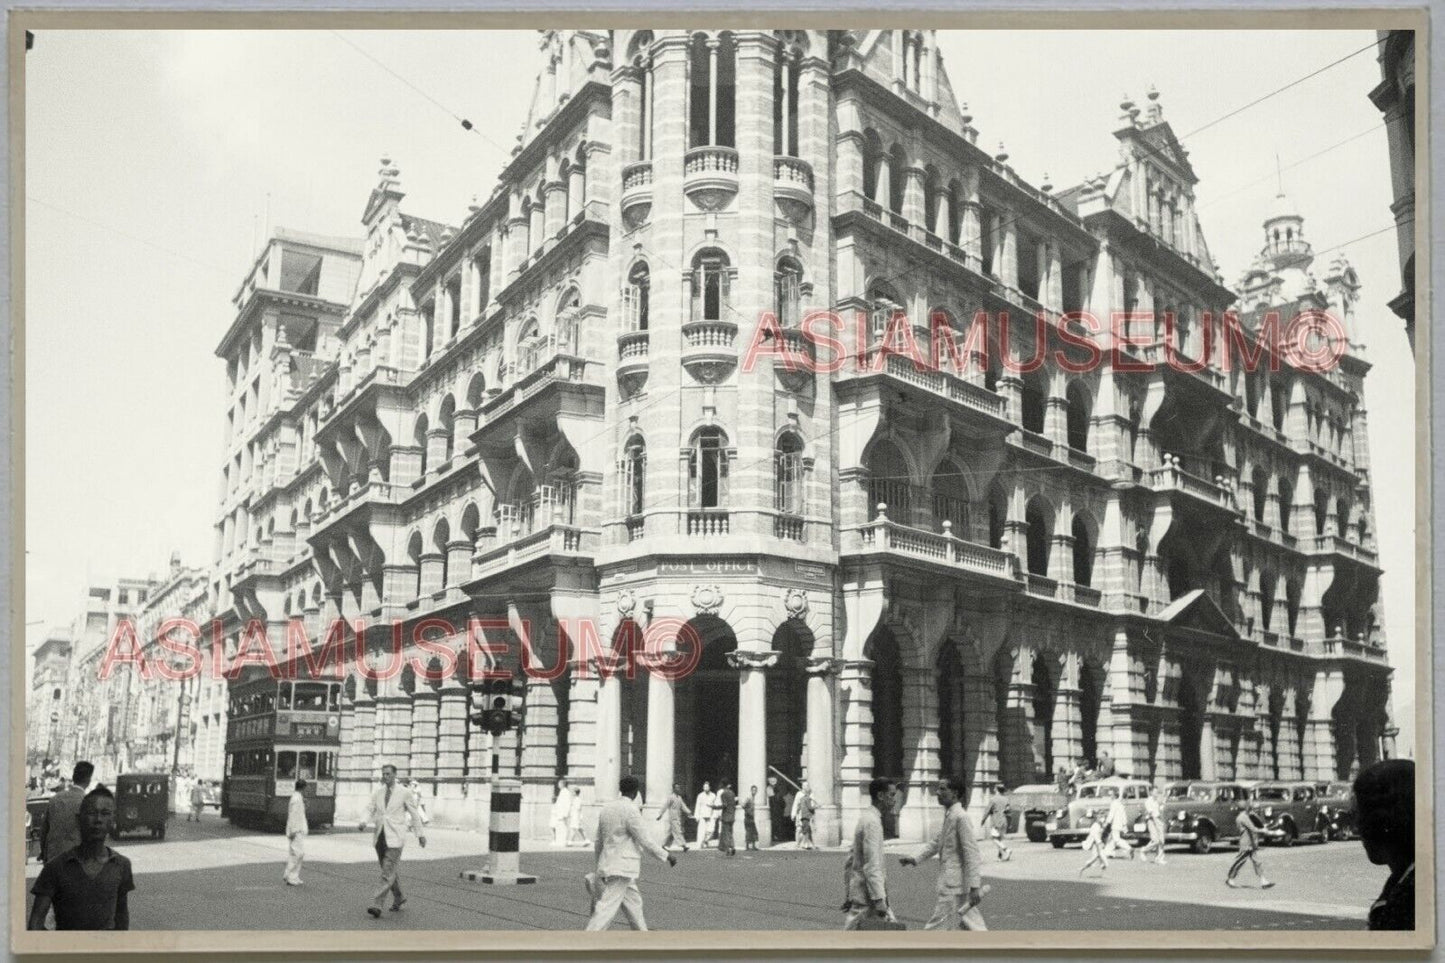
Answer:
[743,786,760,851]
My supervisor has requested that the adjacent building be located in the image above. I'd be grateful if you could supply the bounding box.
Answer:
[1368,29,1416,352]
[205,29,1395,846]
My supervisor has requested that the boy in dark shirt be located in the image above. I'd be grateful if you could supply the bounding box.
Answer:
[28,787,134,930]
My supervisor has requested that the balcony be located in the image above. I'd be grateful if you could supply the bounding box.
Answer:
[1149,454,1240,516]
[843,516,1020,586]
[683,147,739,211]
[1302,533,1380,568]
[477,330,597,428]
[773,513,805,542]
[687,508,730,537]
[681,320,739,382]
[616,330,650,395]
[620,161,653,227]
[469,522,597,584]
[835,350,1011,435]
[773,156,814,218]
[1135,340,1230,398]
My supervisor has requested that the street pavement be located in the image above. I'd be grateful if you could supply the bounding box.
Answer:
[22,815,1386,931]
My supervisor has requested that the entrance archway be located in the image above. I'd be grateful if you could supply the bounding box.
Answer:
[767,620,811,841]
[1030,653,1056,780]
[866,625,904,838]
[937,643,965,782]
[1079,661,1104,769]
[673,614,738,797]
[613,620,648,783]
[1179,668,1205,780]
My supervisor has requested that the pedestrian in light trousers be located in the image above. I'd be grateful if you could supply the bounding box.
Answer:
[585,775,677,930]
[365,764,426,919]
[900,776,986,930]
[842,777,897,929]
[283,779,308,886]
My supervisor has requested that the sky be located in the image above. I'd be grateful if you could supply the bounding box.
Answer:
[23,28,1418,754]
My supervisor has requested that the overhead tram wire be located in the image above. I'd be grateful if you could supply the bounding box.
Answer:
[327,31,511,156]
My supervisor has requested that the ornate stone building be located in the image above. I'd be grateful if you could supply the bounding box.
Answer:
[1368,29,1416,352]
[208,29,1395,846]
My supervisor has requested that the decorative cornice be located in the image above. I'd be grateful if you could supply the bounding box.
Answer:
[726,649,780,671]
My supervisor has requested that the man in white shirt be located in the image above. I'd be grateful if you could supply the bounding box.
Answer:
[552,778,575,846]
[365,764,426,919]
[282,779,308,886]
[584,775,677,931]
[843,777,896,929]
[693,782,717,849]
[900,776,985,929]
[1103,791,1135,860]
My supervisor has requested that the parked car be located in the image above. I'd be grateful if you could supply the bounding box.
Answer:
[1046,777,1150,847]
[1135,781,1249,854]
[114,772,172,840]
[1248,780,1328,845]
[201,781,222,810]
[1006,784,1069,842]
[1314,781,1356,840]
[25,794,51,862]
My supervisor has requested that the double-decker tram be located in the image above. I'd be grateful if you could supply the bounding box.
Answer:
[223,665,343,830]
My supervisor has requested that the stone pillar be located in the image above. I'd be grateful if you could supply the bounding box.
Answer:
[567,167,585,223]
[1051,653,1083,770]
[900,666,941,843]
[445,540,472,589]
[641,652,676,817]
[838,659,875,840]
[729,649,777,845]
[959,168,982,270]
[408,685,440,787]
[344,688,376,825]
[804,656,841,846]
[544,180,568,241]
[902,165,926,230]
[434,674,471,826]
[836,131,864,199]
[375,674,413,778]
[418,554,445,598]
[873,152,892,208]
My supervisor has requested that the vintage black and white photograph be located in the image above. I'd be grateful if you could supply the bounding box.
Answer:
[13,13,1428,952]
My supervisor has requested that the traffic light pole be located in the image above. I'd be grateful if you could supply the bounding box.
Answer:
[461,677,535,886]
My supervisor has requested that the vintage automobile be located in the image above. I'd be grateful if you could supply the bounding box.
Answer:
[1314,781,1356,840]
[25,795,51,862]
[200,780,222,810]
[1134,781,1250,854]
[1248,780,1329,845]
[114,773,172,840]
[1046,777,1151,847]
[1006,784,1069,842]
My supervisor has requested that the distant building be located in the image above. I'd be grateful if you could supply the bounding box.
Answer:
[27,631,73,772]
[1368,30,1416,352]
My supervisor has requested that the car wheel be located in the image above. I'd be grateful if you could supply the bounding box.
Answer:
[157,825,166,840]
[1050,837,1065,849]
[1192,827,1214,855]
[1282,821,1298,846]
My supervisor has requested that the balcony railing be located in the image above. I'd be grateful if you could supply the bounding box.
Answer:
[687,509,730,536]
[1303,533,1378,564]
[618,331,650,363]
[773,156,814,213]
[1150,455,1237,512]
[773,513,805,541]
[683,147,739,209]
[850,517,1018,580]
[620,161,653,225]
[1025,573,1058,598]
[840,351,1007,421]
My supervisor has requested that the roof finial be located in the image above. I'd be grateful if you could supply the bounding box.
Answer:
[1145,84,1162,124]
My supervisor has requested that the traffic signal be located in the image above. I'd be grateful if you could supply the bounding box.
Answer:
[468,675,525,736]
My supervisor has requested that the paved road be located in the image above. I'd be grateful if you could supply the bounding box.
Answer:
[22,816,1385,931]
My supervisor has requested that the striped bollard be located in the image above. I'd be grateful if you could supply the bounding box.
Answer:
[461,777,536,885]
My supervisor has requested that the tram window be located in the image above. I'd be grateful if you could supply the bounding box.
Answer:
[293,683,328,711]
[318,752,336,779]
[277,683,293,710]
[261,692,275,713]
[276,751,297,779]
[298,751,317,781]
[329,684,341,711]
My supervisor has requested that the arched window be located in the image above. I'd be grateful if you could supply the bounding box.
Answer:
[775,257,803,327]
[867,438,911,523]
[688,427,729,509]
[414,414,429,476]
[691,250,730,322]
[688,33,736,149]
[922,166,941,235]
[438,395,456,463]
[1072,515,1095,587]
[421,299,436,361]
[407,531,424,598]
[624,262,650,332]
[433,518,451,588]
[1270,377,1289,431]
[861,129,883,202]
[1260,576,1275,630]
[887,144,907,214]
[773,33,804,157]
[1135,532,1149,594]
[1313,489,1329,537]
[466,372,487,410]
[1025,497,1052,576]
[1021,371,1047,435]
[445,274,462,340]
[987,483,1008,549]
[930,460,969,534]
[1252,466,1268,523]
[1278,477,1294,534]
[775,431,805,515]
[866,280,903,343]
[620,435,646,516]
[1065,381,1092,452]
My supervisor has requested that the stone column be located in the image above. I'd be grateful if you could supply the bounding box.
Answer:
[408,684,440,787]
[707,39,720,144]
[344,687,376,825]
[544,180,568,241]
[900,666,940,843]
[959,168,982,270]
[804,656,841,846]
[837,659,875,841]
[1051,653,1083,770]
[641,651,676,817]
[418,554,445,598]
[434,673,470,826]
[445,540,472,589]
[375,674,413,777]
[728,649,778,845]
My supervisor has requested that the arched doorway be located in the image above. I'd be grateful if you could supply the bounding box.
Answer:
[937,643,964,782]
[866,625,904,838]
[1079,661,1104,768]
[1030,653,1056,780]
[673,614,738,797]
[767,620,811,841]
[1178,668,1205,780]
[614,621,648,783]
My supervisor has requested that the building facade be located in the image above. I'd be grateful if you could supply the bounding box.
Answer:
[27,632,73,773]
[1368,29,1416,352]
[207,29,1395,846]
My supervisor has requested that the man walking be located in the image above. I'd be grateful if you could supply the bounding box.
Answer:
[552,778,575,846]
[900,776,985,930]
[842,777,896,930]
[693,782,717,849]
[793,781,817,850]
[365,764,426,919]
[1103,790,1135,860]
[40,762,93,865]
[188,779,205,823]
[716,782,738,857]
[28,787,134,930]
[982,783,1013,861]
[1226,807,1275,889]
[585,775,677,931]
[766,776,787,842]
[283,779,308,886]
[656,784,692,852]
[1140,784,1167,865]
[743,786,760,851]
